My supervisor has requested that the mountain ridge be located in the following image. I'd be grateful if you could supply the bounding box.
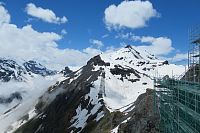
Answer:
[0,45,185,133]
[0,58,72,82]
[11,45,185,133]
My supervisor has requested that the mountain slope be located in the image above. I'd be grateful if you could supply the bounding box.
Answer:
[0,58,26,82]
[11,46,184,133]
[23,60,57,76]
[0,58,58,82]
[0,58,73,132]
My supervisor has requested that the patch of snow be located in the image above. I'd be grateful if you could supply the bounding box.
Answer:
[70,78,104,132]
[103,68,152,110]
[95,111,104,121]
[111,125,119,133]
[69,68,82,84]
[70,106,88,131]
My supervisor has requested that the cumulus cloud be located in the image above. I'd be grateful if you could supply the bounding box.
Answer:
[0,4,102,70]
[137,36,174,56]
[104,0,159,29]
[0,23,101,70]
[117,33,174,56]
[89,39,104,49]
[117,32,188,62]
[25,3,67,24]
[0,4,10,25]
[172,53,188,62]
[83,47,102,56]
[116,32,139,40]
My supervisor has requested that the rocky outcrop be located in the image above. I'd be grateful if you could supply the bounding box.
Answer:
[117,89,160,133]
[181,64,200,82]
[23,60,56,76]
[60,66,73,77]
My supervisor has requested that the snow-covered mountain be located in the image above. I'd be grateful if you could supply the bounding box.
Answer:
[2,46,185,133]
[0,58,56,82]
[0,58,73,132]
[23,60,57,76]
[0,58,26,82]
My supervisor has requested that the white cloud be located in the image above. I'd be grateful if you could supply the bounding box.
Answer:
[116,33,174,56]
[83,47,102,56]
[0,4,102,70]
[0,23,101,70]
[137,36,174,56]
[105,45,121,53]
[0,4,10,25]
[172,53,188,62]
[61,29,67,35]
[116,32,140,40]
[104,0,159,29]
[102,34,109,38]
[89,39,104,49]
[117,32,188,63]
[25,3,67,24]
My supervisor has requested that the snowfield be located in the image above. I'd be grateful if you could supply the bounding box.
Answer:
[98,46,185,111]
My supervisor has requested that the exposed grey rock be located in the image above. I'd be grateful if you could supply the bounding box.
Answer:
[23,60,57,76]
[0,58,26,82]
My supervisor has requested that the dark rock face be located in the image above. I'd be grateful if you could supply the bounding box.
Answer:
[110,65,141,82]
[87,55,110,66]
[110,65,141,78]
[23,60,56,76]
[181,64,200,82]
[125,45,133,49]
[117,89,160,133]
[162,60,169,65]
[0,59,25,82]
[60,66,73,77]
[0,92,22,104]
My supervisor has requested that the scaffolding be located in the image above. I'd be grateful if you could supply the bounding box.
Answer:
[185,25,200,83]
[155,78,200,133]
[154,26,200,133]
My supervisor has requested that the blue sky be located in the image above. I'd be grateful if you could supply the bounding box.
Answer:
[0,0,200,69]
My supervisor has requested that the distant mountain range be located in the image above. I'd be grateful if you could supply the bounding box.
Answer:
[0,58,73,82]
[0,58,73,132]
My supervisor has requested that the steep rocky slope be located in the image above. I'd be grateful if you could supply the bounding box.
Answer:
[23,60,57,76]
[9,46,184,133]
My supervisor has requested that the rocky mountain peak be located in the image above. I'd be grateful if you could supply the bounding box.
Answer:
[0,58,26,82]
[87,55,110,66]
[60,66,73,77]
[124,44,133,49]
[0,58,60,82]
[23,60,57,76]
